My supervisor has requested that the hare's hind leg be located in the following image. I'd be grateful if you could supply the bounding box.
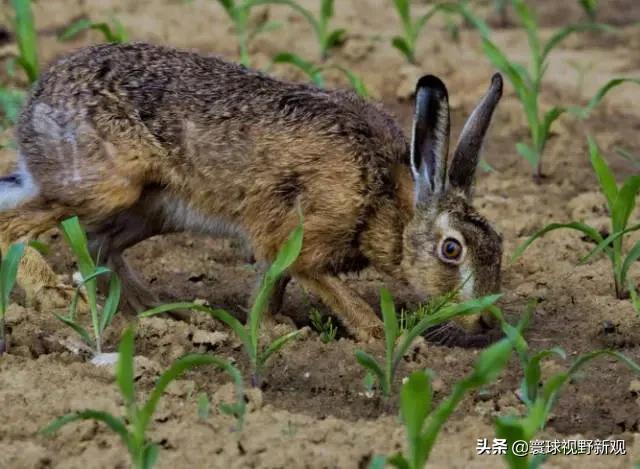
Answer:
[86,189,191,320]
[0,199,76,311]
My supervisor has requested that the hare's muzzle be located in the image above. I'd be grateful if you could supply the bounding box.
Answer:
[452,309,497,335]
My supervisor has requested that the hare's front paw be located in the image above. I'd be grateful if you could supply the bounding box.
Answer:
[355,320,385,343]
[32,283,88,313]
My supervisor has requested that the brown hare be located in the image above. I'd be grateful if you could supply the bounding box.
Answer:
[0,42,503,342]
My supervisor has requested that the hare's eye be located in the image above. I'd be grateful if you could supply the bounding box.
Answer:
[440,238,463,262]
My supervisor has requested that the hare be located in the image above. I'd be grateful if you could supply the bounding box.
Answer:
[0,42,503,342]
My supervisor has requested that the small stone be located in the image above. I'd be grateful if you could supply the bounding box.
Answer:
[629,379,640,395]
[91,352,119,367]
[191,329,228,348]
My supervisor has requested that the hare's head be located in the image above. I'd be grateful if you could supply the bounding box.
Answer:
[400,74,504,335]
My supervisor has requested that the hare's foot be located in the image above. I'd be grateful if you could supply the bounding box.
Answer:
[250,270,295,328]
[295,272,383,343]
[32,283,87,313]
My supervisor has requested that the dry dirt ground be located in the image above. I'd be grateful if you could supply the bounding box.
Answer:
[1,0,640,468]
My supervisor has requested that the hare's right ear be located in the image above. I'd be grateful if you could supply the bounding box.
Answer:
[411,75,450,204]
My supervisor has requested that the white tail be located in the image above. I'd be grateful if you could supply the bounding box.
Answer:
[0,157,39,211]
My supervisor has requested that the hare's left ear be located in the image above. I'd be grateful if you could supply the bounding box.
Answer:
[448,73,503,198]
[411,75,450,203]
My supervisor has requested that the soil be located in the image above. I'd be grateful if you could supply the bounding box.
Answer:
[1,0,640,468]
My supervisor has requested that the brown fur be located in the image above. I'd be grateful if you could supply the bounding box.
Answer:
[0,43,504,341]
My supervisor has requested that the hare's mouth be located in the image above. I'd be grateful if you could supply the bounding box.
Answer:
[422,321,501,348]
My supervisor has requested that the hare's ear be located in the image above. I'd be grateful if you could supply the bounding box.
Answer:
[449,73,503,198]
[411,75,450,202]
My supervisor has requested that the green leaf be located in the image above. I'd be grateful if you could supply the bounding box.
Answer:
[512,0,540,61]
[249,219,303,354]
[523,347,566,405]
[588,137,618,210]
[572,78,640,119]
[542,23,614,64]
[272,52,324,86]
[11,0,39,82]
[391,36,414,63]
[579,223,640,264]
[512,222,604,261]
[368,455,388,469]
[325,29,346,49]
[621,240,640,289]
[117,327,136,412]
[252,0,320,39]
[400,370,432,468]
[216,0,235,16]
[60,217,98,314]
[467,337,513,387]
[0,88,26,126]
[41,410,131,450]
[0,243,25,313]
[395,294,502,367]
[495,416,530,469]
[27,239,49,255]
[380,287,399,377]
[320,0,334,21]
[456,3,491,38]
[259,328,303,365]
[387,454,410,469]
[355,350,385,393]
[578,0,598,20]
[516,142,539,168]
[58,18,94,40]
[100,274,121,334]
[142,442,159,469]
[249,20,282,40]
[540,106,565,148]
[392,0,411,28]
[481,38,527,93]
[328,65,368,97]
[612,176,640,233]
[53,313,95,349]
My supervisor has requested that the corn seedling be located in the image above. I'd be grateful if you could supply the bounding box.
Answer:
[569,77,640,119]
[390,1,485,64]
[0,87,25,130]
[578,0,598,21]
[468,0,610,178]
[197,392,211,421]
[498,318,640,468]
[258,0,345,61]
[0,242,25,354]
[630,280,640,317]
[215,0,282,67]
[55,216,121,357]
[11,0,39,83]
[141,217,304,387]
[398,289,458,333]
[491,0,510,27]
[616,148,640,171]
[42,327,245,469]
[309,309,336,343]
[514,138,640,299]
[355,287,501,398]
[370,336,514,468]
[59,16,129,43]
[271,51,368,97]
